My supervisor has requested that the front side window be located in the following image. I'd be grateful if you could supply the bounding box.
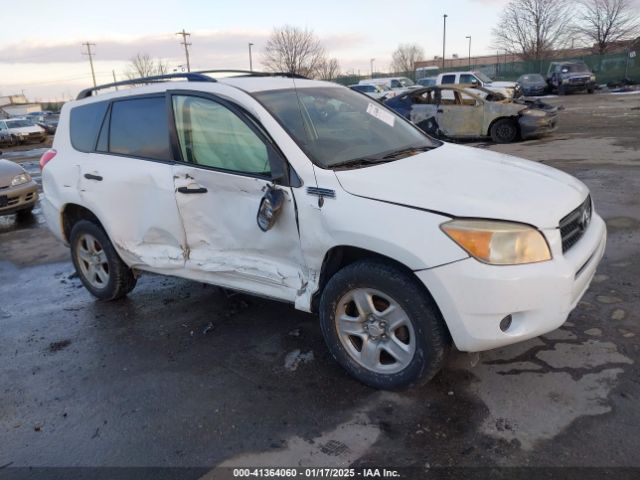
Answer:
[172,95,270,176]
[254,86,439,169]
[109,97,171,160]
[441,75,456,84]
[0,122,6,131]
[460,74,478,84]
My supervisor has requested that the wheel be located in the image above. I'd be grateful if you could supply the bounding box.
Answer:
[70,220,137,301]
[587,87,594,94]
[319,260,450,389]
[490,118,519,144]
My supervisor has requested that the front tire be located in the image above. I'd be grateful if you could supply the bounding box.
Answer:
[70,220,137,301]
[490,118,519,144]
[319,260,450,389]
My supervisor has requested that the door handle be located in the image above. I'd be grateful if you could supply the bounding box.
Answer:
[177,186,208,194]
[84,173,103,181]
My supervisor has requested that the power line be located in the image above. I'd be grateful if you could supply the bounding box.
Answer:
[81,42,97,88]
[176,29,192,72]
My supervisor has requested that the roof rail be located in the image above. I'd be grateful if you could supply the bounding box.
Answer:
[76,72,217,100]
[193,69,309,80]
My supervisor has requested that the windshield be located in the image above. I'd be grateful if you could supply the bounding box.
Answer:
[353,85,375,93]
[520,74,544,83]
[474,71,493,83]
[398,77,415,87]
[563,63,589,73]
[254,87,439,169]
[6,119,33,128]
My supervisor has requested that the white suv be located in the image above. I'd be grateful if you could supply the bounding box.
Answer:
[40,72,606,389]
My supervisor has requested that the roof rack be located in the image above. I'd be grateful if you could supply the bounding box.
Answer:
[193,69,309,80]
[76,70,309,100]
[76,72,216,100]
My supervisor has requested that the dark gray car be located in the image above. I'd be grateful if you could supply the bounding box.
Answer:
[516,73,548,96]
[547,61,596,95]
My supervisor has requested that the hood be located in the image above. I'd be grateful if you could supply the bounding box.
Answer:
[491,81,517,88]
[0,159,27,188]
[334,143,588,229]
[8,125,43,134]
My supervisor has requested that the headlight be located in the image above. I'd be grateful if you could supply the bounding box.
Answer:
[11,172,31,186]
[441,219,551,265]
[523,109,547,117]
[590,75,596,81]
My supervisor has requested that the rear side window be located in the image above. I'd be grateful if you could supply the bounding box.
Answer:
[109,97,171,160]
[70,101,109,152]
[441,75,456,84]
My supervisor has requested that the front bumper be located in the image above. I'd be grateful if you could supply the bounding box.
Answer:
[417,212,606,352]
[519,114,558,139]
[0,180,38,215]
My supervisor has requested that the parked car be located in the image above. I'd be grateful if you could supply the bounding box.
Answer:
[359,77,418,95]
[0,130,17,147]
[0,118,47,144]
[547,60,596,95]
[516,73,548,96]
[38,114,59,134]
[41,73,605,389]
[0,159,38,217]
[349,83,391,101]
[385,85,557,143]
[417,77,437,87]
[436,71,517,98]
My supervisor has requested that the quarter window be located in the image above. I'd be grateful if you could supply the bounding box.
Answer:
[70,101,109,152]
[172,95,271,176]
[109,97,171,160]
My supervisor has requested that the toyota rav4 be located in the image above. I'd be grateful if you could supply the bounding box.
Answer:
[40,72,606,389]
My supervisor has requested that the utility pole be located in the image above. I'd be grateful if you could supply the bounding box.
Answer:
[176,29,192,72]
[81,42,97,88]
[370,58,375,79]
[466,36,472,69]
[112,70,118,90]
[442,14,448,71]
[248,43,254,72]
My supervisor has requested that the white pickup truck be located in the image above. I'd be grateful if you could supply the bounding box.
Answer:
[436,71,516,98]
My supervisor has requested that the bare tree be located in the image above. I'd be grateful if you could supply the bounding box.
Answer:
[317,57,341,81]
[262,25,326,77]
[125,53,169,79]
[575,0,640,54]
[390,44,425,75]
[492,0,572,60]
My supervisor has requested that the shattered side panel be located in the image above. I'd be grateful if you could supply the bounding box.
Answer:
[172,165,306,303]
[77,154,187,269]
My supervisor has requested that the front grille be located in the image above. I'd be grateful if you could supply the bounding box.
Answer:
[559,195,592,253]
[569,77,589,85]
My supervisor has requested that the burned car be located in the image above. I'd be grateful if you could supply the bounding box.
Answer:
[384,85,558,143]
[547,60,596,95]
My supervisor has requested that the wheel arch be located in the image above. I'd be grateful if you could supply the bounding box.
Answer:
[61,203,106,244]
[486,115,520,137]
[310,245,444,321]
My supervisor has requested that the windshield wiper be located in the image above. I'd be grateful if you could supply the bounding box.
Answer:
[330,157,391,170]
[382,145,432,160]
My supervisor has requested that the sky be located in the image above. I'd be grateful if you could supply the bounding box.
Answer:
[0,0,514,100]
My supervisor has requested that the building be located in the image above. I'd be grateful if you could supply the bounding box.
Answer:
[0,95,42,119]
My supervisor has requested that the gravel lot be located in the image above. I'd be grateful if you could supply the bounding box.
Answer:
[0,92,638,477]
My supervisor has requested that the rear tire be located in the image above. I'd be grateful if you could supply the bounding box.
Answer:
[70,220,137,301]
[490,118,519,144]
[319,259,450,390]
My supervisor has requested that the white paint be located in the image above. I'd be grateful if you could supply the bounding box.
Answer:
[42,76,607,358]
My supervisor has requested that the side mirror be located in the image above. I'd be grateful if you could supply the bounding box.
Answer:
[257,185,285,232]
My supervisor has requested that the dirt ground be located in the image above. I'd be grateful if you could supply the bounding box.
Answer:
[0,92,638,477]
